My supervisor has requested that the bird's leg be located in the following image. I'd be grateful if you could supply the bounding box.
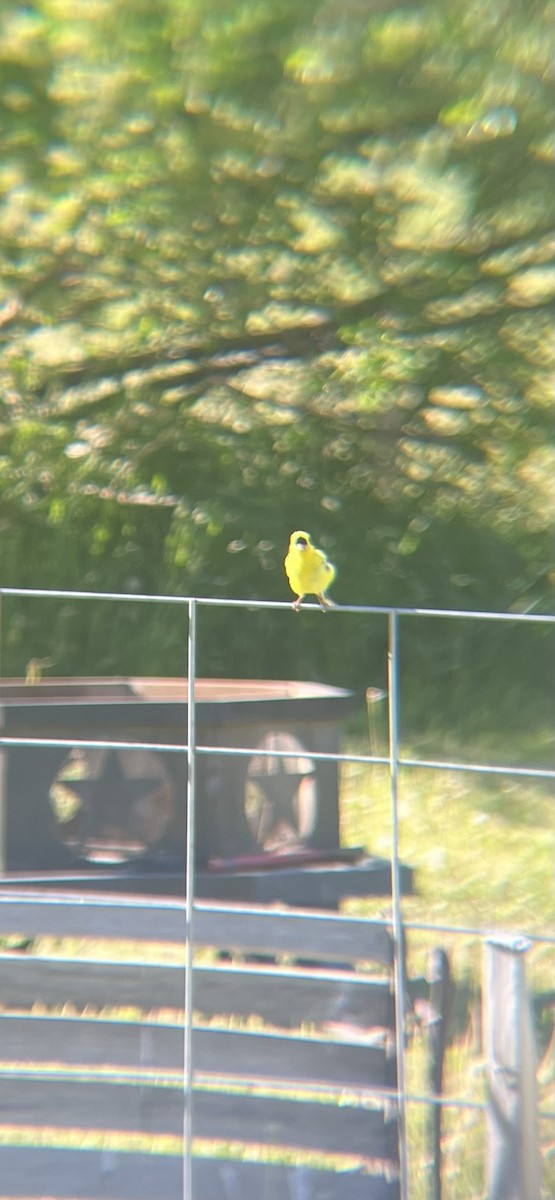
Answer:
[317,593,334,612]
[292,596,304,611]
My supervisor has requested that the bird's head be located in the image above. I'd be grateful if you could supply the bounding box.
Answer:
[290,530,312,551]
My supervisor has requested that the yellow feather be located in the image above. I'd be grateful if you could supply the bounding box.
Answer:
[284,530,336,611]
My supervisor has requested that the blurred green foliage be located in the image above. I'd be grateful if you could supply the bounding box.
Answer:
[0,0,553,708]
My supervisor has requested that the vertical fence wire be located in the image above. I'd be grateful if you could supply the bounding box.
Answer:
[183,597,197,1200]
[388,611,409,1200]
[0,594,3,875]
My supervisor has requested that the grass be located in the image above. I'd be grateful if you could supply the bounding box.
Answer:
[341,756,553,934]
[340,738,555,1200]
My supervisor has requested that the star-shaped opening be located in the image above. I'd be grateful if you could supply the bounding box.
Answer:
[49,747,176,864]
[245,733,317,854]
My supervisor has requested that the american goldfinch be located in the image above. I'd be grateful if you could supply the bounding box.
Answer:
[284,531,336,611]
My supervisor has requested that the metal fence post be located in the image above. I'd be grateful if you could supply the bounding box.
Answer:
[388,610,409,1200]
[0,594,4,873]
[183,597,197,1200]
[0,706,5,875]
[483,934,541,1200]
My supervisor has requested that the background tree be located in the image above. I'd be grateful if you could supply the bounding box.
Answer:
[0,0,553,715]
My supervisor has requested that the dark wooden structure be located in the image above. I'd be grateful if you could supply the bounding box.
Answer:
[0,677,412,903]
[0,888,402,1199]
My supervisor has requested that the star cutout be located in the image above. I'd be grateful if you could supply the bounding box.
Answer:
[53,749,174,860]
[247,757,313,848]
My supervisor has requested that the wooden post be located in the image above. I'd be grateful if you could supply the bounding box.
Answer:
[427,948,451,1200]
[483,935,541,1200]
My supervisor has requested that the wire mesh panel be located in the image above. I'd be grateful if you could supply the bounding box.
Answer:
[0,587,553,1200]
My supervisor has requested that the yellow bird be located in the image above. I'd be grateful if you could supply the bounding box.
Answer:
[284,531,336,611]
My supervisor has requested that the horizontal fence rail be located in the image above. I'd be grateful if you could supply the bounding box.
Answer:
[0,737,553,780]
[1,584,554,622]
[0,587,553,1200]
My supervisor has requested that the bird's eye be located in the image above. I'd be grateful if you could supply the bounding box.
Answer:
[296,537,308,547]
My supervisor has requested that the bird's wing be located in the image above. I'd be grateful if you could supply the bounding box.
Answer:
[310,547,336,584]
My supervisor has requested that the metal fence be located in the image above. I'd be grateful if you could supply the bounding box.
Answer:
[0,586,554,1200]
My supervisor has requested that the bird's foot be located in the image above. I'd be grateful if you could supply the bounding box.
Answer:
[317,594,335,612]
[292,598,303,612]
